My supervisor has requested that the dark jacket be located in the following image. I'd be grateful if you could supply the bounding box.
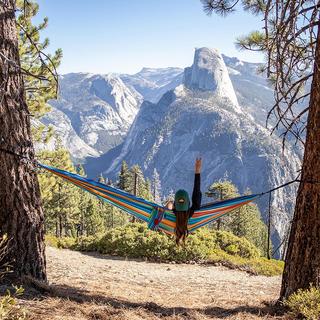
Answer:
[189,173,202,217]
[174,173,202,217]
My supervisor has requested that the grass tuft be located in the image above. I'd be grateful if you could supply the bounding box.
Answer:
[284,286,320,320]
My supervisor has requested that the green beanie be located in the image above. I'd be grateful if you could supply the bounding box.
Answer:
[174,189,190,211]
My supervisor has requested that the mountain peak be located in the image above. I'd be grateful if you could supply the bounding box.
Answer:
[183,47,239,107]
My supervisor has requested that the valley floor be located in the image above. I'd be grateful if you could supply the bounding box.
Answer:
[21,247,287,319]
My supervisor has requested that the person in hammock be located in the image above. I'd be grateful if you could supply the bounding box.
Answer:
[172,158,202,244]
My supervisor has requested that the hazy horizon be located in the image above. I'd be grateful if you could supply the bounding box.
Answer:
[58,49,262,77]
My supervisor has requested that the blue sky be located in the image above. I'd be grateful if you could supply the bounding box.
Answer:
[36,0,264,75]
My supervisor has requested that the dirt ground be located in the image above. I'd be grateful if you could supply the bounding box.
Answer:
[19,247,287,320]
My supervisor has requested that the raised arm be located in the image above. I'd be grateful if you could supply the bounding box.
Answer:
[191,158,202,212]
[195,157,202,175]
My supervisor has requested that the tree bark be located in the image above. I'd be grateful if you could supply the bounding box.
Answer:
[55,220,59,238]
[0,0,46,281]
[280,26,320,299]
[59,215,62,238]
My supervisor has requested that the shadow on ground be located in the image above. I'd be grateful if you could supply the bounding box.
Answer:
[13,280,286,319]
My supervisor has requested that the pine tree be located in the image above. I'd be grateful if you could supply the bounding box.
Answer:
[0,0,46,280]
[229,200,269,256]
[74,167,108,236]
[206,180,238,229]
[16,0,62,142]
[38,144,79,237]
[244,203,269,257]
[206,181,268,255]
[152,168,162,204]
[73,164,89,236]
[200,0,320,299]
[130,165,145,196]
[118,161,132,192]
[95,173,116,231]
[143,178,153,201]
[82,198,104,236]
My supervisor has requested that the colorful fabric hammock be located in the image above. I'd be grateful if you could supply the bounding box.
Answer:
[39,163,260,235]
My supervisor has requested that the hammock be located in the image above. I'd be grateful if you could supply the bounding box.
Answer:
[39,163,260,235]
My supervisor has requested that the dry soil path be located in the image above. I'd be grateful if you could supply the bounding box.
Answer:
[23,247,286,320]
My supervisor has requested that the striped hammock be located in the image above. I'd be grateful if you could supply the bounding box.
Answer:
[39,163,260,235]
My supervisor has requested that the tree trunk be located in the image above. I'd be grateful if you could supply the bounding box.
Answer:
[280,26,320,299]
[0,0,46,281]
[131,173,138,223]
[55,220,59,238]
[59,214,62,238]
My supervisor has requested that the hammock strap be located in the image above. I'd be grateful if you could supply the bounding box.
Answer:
[260,177,300,195]
[0,147,37,163]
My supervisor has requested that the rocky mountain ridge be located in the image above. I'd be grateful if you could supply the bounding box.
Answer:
[99,48,300,245]
[38,47,301,248]
[42,51,277,161]
[47,73,142,158]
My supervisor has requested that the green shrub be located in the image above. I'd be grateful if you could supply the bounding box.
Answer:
[74,235,101,251]
[215,230,260,259]
[285,286,320,320]
[56,237,76,249]
[225,244,239,255]
[246,257,284,276]
[0,286,26,320]
[45,235,59,248]
[45,223,282,276]
[95,224,258,262]
[0,236,26,320]
[45,235,76,249]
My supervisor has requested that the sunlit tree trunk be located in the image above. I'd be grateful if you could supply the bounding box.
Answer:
[0,0,46,281]
[280,27,320,299]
